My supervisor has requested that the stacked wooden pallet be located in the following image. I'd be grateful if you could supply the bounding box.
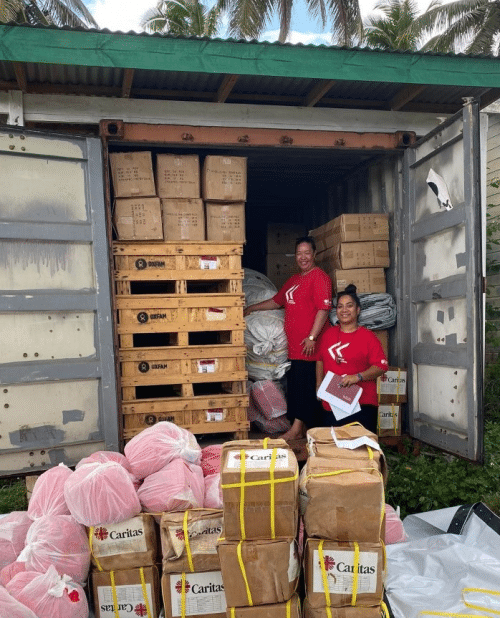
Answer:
[113,241,250,441]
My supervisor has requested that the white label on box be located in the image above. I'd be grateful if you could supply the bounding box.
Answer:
[166,518,223,559]
[226,448,290,469]
[97,582,153,618]
[206,308,226,321]
[92,516,148,557]
[206,408,225,422]
[312,550,378,595]
[200,256,219,270]
[288,542,300,582]
[170,571,226,616]
[377,371,407,396]
[379,405,399,429]
[198,359,216,373]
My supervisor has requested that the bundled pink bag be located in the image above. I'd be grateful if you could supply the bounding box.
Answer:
[0,562,26,587]
[0,585,38,618]
[19,515,90,584]
[0,512,32,569]
[8,565,88,618]
[138,459,204,513]
[124,421,201,479]
[252,412,291,434]
[200,445,222,476]
[385,504,408,544]
[64,461,141,526]
[251,380,287,419]
[27,464,72,520]
[5,571,39,598]
[203,473,222,509]
[76,451,140,489]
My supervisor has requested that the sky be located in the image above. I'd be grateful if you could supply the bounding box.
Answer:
[85,0,434,45]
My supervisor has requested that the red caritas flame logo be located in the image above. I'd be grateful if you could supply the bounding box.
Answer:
[67,590,80,603]
[380,374,388,382]
[323,556,336,571]
[175,528,185,540]
[234,453,249,461]
[94,527,108,541]
[134,603,148,616]
[175,580,190,594]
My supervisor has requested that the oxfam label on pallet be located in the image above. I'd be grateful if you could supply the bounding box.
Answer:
[162,570,226,618]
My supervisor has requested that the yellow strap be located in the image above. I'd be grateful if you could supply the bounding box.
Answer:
[109,571,120,618]
[391,404,398,433]
[367,446,374,460]
[183,511,195,573]
[139,567,152,618]
[230,609,236,618]
[263,437,269,448]
[239,449,246,540]
[351,541,360,606]
[269,448,278,539]
[318,540,332,613]
[221,469,299,489]
[396,368,401,403]
[419,612,492,617]
[462,588,500,615]
[381,601,390,618]
[286,598,291,618]
[181,572,187,618]
[88,527,104,572]
[236,540,253,606]
[381,540,387,572]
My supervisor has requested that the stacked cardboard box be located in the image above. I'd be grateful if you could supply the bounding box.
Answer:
[160,509,227,618]
[302,424,387,618]
[266,223,305,289]
[218,439,300,618]
[376,367,407,437]
[89,513,162,618]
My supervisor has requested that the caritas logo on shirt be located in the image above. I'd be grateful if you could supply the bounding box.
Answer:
[285,284,299,304]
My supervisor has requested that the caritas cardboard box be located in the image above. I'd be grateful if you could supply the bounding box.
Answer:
[92,566,161,618]
[88,514,157,571]
[304,539,385,609]
[110,151,156,198]
[217,537,299,607]
[202,156,247,201]
[377,403,402,437]
[377,367,407,404]
[161,509,223,574]
[227,594,301,618]
[318,241,390,270]
[114,197,163,240]
[303,599,382,617]
[310,214,389,252]
[162,198,205,241]
[220,439,298,540]
[267,223,306,254]
[156,154,200,198]
[332,268,386,294]
[206,203,246,242]
[161,570,226,618]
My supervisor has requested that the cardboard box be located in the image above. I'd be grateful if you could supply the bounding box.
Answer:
[89,514,157,571]
[377,367,407,404]
[157,154,200,198]
[161,509,223,574]
[266,253,298,290]
[377,403,402,437]
[220,439,298,540]
[114,197,163,240]
[227,594,301,618]
[110,151,156,198]
[162,198,205,241]
[305,539,385,609]
[317,242,390,270]
[161,570,226,618]
[303,599,382,617]
[310,214,389,252]
[301,457,384,542]
[373,329,389,359]
[92,566,161,618]
[267,223,306,254]
[331,268,386,294]
[202,156,247,201]
[206,202,246,242]
[217,537,299,607]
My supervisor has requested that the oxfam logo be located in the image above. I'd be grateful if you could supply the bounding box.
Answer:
[138,362,150,373]
[137,312,149,324]
[135,259,147,270]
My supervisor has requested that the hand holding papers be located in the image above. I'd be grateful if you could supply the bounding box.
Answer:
[317,371,362,421]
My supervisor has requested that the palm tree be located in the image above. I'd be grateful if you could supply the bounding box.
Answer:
[363,0,429,50]
[0,0,97,27]
[411,0,500,55]
[141,0,222,37]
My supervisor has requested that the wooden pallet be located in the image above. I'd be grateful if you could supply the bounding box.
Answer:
[121,393,249,440]
[114,242,244,295]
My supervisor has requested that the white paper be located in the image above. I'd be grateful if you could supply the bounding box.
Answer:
[317,371,362,415]
[330,427,381,451]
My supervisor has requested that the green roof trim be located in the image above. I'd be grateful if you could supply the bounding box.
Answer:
[1,24,500,88]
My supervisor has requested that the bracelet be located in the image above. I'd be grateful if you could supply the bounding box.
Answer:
[357,373,363,382]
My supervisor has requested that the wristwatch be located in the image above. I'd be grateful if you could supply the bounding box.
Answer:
[308,335,315,341]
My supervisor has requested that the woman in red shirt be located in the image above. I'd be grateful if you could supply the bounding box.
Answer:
[316,284,388,433]
[244,237,332,439]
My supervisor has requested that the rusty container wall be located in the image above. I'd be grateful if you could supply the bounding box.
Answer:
[0,127,118,475]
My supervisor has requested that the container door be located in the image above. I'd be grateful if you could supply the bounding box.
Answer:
[0,127,118,475]
[402,100,484,461]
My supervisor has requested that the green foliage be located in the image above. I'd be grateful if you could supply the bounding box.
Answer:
[484,356,500,422]
[0,478,27,514]
[363,0,433,50]
[0,0,97,27]
[386,421,500,519]
[486,179,500,348]
[141,0,223,37]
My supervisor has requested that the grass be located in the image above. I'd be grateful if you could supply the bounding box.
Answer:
[0,477,28,514]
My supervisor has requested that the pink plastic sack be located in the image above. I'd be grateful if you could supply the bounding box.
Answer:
[76,451,140,489]
[5,571,39,598]
[251,380,287,419]
[385,504,408,544]
[124,421,201,479]
[19,515,90,584]
[64,461,141,526]
[0,512,32,569]
[0,562,26,587]
[9,565,88,618]
[138,459,204,513]
[27,464,72,520]
[200,445,222,476]
[252,411,291,434]
[0,585,38,618]
[203,473,222,509]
